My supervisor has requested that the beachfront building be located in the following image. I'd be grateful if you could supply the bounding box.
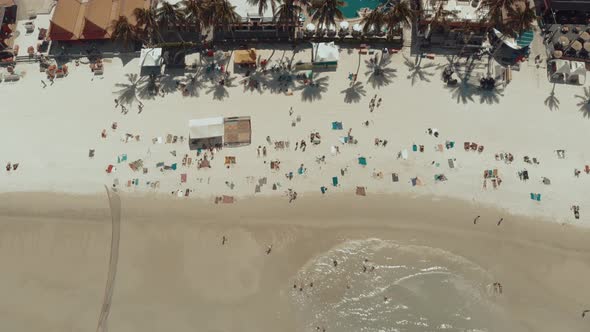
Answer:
[541,0,590,24]
[417,0,490,49]
[48,0,150,42]
[213,0,295,41]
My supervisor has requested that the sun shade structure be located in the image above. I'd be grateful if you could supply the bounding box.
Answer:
[189,117,224,140]
[234,49,257,65]
[311,42,339,68]
[189,116,251,148]
[549,59,586,85]
[48,0,150,41]
[139,48,163,68]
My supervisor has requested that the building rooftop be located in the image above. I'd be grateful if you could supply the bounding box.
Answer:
[421,0,488,23]
[231,0,274,22]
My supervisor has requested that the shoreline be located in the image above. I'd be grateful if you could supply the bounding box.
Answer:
[0,191,589,331]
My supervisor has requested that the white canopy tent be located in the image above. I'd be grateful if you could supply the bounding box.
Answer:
[189,117,224,140]
[139,48,164,68]
[311,42,339,64]
[549,59,586,85]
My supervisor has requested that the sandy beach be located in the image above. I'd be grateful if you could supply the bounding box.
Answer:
[0,38,589,224]
[0,192,589,332]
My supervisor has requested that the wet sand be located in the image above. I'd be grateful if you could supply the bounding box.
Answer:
[0,192,589,332]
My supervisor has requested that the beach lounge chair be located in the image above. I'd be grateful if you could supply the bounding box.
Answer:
[332,176,339,186]
[471,143,478,151]
[478,145,484,153]
[106,165,114,173]
[181,173,187,183]
[355,186,366,196]
[171,163,177,170]
[413,144,418,152]
[530,193,535,200]
[392,173,399,182]
[89,149,95,158]
[464,142,470,151]
[358,157,367,166]
[448,159,455,169]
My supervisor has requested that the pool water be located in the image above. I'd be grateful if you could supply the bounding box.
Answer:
[340,0,385,18]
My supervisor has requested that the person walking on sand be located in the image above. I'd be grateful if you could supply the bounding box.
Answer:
[289,107,293,116]
[114,99,119,107]
[474,215,480,224]
[497,218,503,226]
[41,80,47,88]
[266,245,272,255]
[257,146,261,157]
[263,146,267,157]
[222,236,227,245]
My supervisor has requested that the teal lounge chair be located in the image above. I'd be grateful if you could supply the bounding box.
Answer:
[358,157,367,166]
[332,176,338,186]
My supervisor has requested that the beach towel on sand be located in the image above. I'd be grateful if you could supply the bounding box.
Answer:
[332,122,343,130]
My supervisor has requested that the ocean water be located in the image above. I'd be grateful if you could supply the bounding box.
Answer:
[340,0,385,18]
[290,239,509,332]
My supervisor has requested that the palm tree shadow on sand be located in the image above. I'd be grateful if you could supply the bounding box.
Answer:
[364,54,397,89]
[403,54,436,86]
[296,73,329,102]
[206,75,237,100]
[113,73,143,105]
[479,85,505,104]
[574,86,590,118]
[544,83,560,111]
[182,72,207,98]
[447,76,476,104]
[341,81,366,103]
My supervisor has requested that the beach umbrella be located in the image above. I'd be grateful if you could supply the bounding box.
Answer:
[339,21,349,31]
[306,23,316,32]
[580,31,590,41]
[327,24,336,32]
[352,23,362,32]
[553,50,563,58]
[559,36,569,47]
[572,40,583,51]
[585,42,590,52]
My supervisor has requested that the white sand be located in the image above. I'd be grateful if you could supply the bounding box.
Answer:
[0,37,589,224]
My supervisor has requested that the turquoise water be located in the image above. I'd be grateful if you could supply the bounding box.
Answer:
[340,0,385,18]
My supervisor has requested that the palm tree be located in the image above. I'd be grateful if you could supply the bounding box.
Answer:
[275,0,299,23]
[157,2,185,31]
[384,1,415,39]
[361,8,385,34]
[478,0,516,29]
[309,0,344,31]
[248,0,277,17]
[133,7,158,44]
[427,1,457,37]
[274,0,302,38]
[506,1,535,36]
[183,0,206,31]
[110,16,136,50]
[208,0,239,33]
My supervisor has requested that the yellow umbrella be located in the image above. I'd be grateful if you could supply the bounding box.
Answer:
[572,40,583,51]
[559,36,569,47]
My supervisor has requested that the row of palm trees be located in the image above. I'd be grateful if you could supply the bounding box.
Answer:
[110,0,536,47]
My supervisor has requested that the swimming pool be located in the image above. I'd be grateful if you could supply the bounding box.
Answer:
[340,0,385,18]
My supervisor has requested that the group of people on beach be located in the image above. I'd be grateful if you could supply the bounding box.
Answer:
[369,95,382,112]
